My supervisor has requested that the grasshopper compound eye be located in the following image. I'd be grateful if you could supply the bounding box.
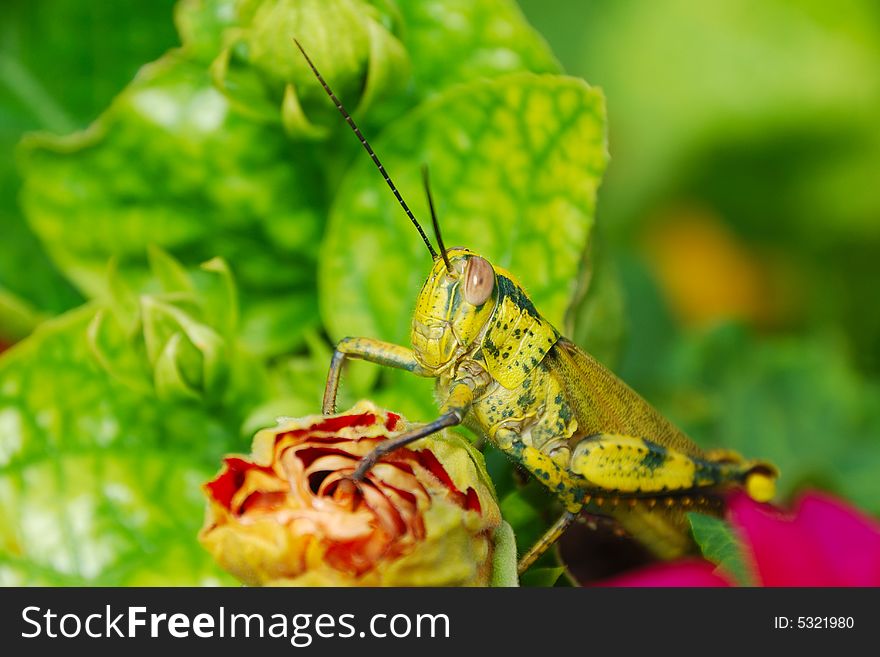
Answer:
[463,256,495,306]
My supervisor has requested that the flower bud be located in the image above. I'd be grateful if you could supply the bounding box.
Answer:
[87,249,236,403]
[211,0,409,137]
[200,401,506,586]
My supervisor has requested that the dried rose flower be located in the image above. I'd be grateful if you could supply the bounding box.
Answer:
[200,401,505,586]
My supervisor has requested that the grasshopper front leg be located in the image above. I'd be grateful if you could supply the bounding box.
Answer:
[323,337,429,414]
[352,381,474,480]
[324,338,476,479]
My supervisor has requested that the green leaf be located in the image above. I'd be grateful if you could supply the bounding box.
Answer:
[0,0,179,129]
[568,241,625,366]
[147,244,196,295]
[0,286,44,342]
[371,368,438,426]
[18,51,324,357]
[0,254,265,585]
[0,307,241,585]
[141,297,228,401]
[321,73,607,351]
[688,512,755,586]
[0,212,81,337]
[396,0,561,99]
[206,0,560,139]
[0,0,179,326]
[499,484,557,556]
[835,438,880,519]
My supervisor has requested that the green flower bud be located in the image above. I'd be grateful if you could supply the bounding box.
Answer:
[87,249,236,403]
[212,0,409,137]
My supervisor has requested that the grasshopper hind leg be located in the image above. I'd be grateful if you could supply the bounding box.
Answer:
[518,511,577,575]
[566,432,778,561]
[570,433,778,502]
[502,429,777,574]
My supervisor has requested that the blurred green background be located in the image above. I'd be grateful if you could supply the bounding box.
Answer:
[517,0,880,514]
[0,0,878,585]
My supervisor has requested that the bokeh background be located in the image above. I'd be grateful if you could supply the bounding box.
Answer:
[1,0,878,585]
[519,0,880,505]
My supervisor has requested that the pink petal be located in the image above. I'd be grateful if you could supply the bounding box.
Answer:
[729,490,880,586]
[729,491,828,586]
[795,492,880,586]
[596,559,732,587]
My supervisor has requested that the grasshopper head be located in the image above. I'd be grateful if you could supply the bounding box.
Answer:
[411,247,497,373]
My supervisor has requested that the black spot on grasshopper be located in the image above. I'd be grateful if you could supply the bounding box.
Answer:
[558,402,573,425]
[639,440,668,472]
[483,335,500,358]
[497,275,540,320]
[517,390,537,409]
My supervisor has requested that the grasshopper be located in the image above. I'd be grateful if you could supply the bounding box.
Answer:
[295,41,778,574]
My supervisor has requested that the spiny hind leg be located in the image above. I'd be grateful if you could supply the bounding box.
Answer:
[492,428,586,573]
[570,433,777,501]
[517,511,577,575]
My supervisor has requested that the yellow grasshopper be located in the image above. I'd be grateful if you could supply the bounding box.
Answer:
[295,41,778,574]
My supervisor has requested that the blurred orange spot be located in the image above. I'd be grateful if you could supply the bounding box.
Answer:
[641,208,798,328]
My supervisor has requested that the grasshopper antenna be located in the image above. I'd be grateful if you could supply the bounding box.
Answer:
[421,165,451,272]
[293,38,438,260]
